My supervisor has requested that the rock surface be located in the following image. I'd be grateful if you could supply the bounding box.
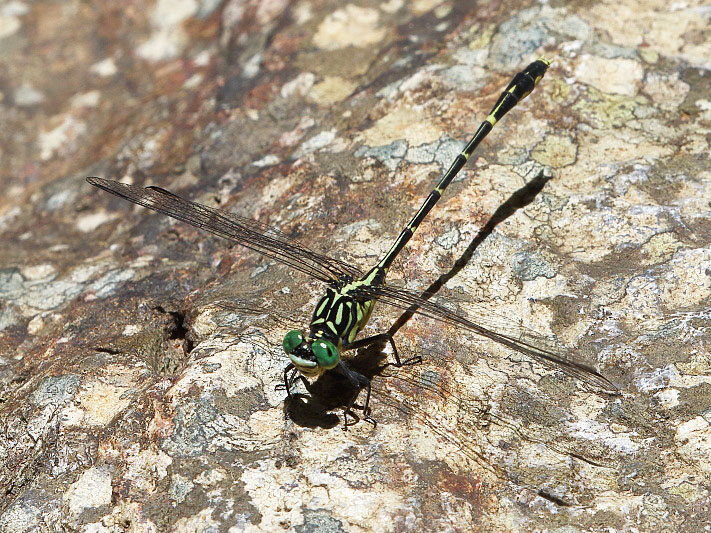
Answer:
[1,0,710,531]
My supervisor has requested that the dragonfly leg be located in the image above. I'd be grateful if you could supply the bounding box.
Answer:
[336,361,376,430]
[343,333,422,367]
[360,379,376,428]
[275,363,303,397]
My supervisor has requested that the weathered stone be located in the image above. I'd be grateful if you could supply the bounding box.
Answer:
[1,0,709,530]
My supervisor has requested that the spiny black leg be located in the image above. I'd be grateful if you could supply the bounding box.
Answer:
[358,374,376,427]
[275,363,303,397]
[336,361,376,430]
[343,333,422,367]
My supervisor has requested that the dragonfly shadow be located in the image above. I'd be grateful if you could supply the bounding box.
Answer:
[283,340,394,429]
[388,168,551,336]
[282,392,342,430]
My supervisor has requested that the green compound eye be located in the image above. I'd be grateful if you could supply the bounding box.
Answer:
[283,330,304,354]
[311,340,339,370]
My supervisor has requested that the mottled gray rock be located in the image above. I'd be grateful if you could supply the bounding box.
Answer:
[0,0,709,531]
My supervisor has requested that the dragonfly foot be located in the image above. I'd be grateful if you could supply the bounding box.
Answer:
[277,363,305,398]
[400,355,423,367]
[342,409,359,431]
[363,411,378,428]
[341,406,377,430]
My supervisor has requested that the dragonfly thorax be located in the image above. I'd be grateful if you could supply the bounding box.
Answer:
[309,287,374,346]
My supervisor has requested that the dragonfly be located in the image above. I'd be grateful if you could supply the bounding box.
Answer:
[87,57,616,428]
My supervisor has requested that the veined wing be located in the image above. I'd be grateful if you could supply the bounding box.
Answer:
[86,177,362,283]
[354,283,617,391]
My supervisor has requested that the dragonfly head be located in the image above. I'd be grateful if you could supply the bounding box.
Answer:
[283,330,339,377]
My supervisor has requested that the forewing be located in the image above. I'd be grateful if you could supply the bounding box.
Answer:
[354,283,617,391]
[87,177,361,283]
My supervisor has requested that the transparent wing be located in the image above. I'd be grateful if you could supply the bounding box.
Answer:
[87,177,362,283]
[354,283,617,391]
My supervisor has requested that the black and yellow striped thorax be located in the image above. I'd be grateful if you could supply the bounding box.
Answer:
[308,270,381,346]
